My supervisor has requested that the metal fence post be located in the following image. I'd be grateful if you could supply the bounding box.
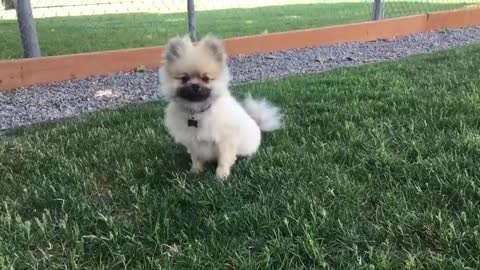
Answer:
[372,0,385,20]
[187,0,197,42]
[16,0,41,57]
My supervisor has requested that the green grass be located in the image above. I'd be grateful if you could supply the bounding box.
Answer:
[0,1,467,59]
[2,45,480,268]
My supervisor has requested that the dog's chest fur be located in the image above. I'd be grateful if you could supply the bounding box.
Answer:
[164,104,223,161]
[165,104,219,145]
[187,116,215,144]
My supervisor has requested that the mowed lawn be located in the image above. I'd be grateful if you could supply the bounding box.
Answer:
[1,45,480,268]
[0,1,466,59]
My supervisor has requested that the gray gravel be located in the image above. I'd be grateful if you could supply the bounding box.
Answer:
[1,26,480,135]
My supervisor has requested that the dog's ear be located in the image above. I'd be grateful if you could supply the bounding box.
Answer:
[164,35,190,63]
[200,35,225,63]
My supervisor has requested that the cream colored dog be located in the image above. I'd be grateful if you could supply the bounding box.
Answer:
[159,35,282,179]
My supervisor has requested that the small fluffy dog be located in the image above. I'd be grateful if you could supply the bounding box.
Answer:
[159,35,282,179]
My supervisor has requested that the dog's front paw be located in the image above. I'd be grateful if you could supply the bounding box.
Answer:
[190,157,205,173]
[190,166,204,173]
[190,162,204,173]
[215,166,231,180]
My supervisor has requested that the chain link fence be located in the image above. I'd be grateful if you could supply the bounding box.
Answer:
[1,0,479,60]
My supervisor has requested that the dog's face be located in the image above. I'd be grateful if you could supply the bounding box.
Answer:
[159,35,230,105]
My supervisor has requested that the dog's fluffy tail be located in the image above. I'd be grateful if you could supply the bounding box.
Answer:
[243,94,282,132]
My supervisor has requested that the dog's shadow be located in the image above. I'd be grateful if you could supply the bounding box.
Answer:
[141,142,224,190]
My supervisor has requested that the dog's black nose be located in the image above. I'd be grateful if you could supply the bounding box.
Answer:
[191,84,200,91]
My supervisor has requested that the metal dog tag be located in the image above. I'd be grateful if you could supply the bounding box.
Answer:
[188,119,198,128]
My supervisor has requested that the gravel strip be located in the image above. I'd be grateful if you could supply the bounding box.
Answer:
[1,26,480,135]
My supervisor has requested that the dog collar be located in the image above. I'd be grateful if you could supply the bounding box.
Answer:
[191,104,212,114]
[188,104,212,128]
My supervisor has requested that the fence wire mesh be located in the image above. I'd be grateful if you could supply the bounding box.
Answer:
[1,0,479,60]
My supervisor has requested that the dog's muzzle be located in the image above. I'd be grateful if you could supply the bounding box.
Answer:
[177,84,211,102]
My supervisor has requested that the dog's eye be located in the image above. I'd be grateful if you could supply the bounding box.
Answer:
[201,75,212,83]
[177,74,190,83]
